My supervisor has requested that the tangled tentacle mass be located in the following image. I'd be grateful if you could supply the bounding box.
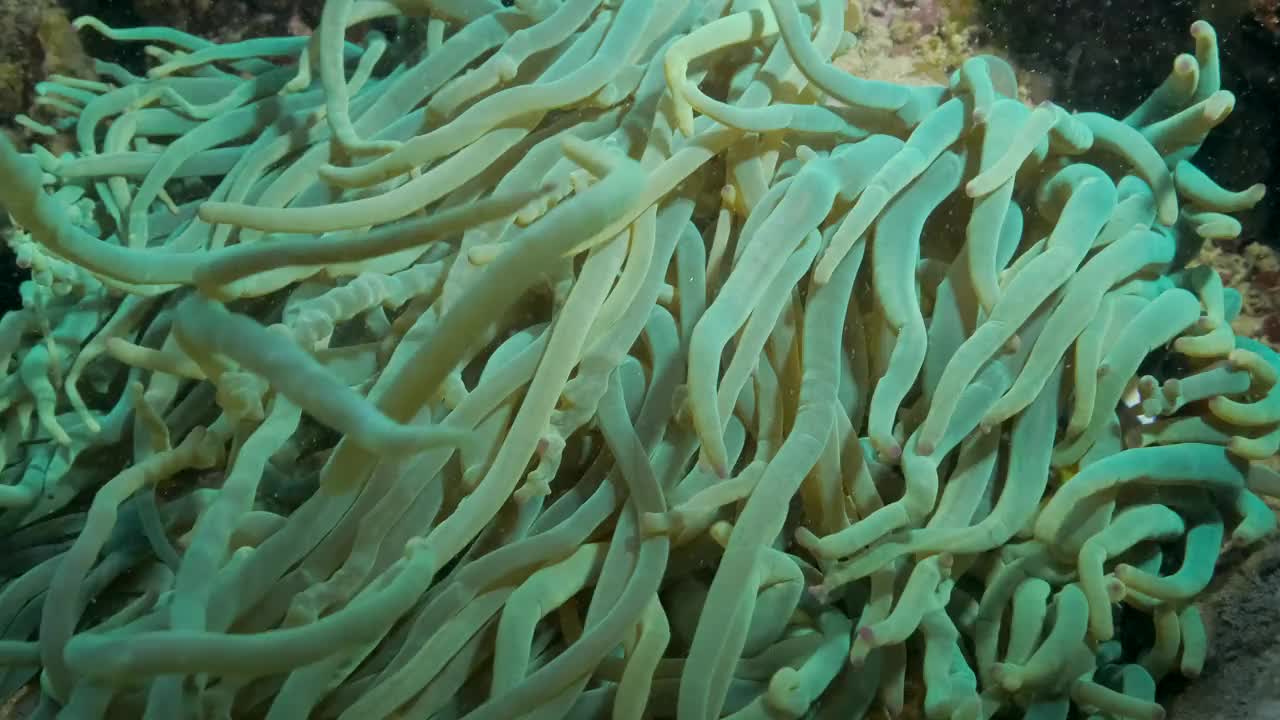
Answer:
[0,1,1274,718]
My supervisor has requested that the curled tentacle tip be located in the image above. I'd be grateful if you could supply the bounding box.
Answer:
[708,520,734,547]
[513,478,550,505]
[1205,100,1234,123]
[794,526,819,545]
[807,583,832,605]
[992,665,1023,693]
[495,56,518,82]
[460,462,484,485]
[847,651,867,670]
[1104,576,1127,603]
[404,536,429,555]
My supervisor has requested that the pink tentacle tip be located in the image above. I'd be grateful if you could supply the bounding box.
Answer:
[858,625,877,645]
